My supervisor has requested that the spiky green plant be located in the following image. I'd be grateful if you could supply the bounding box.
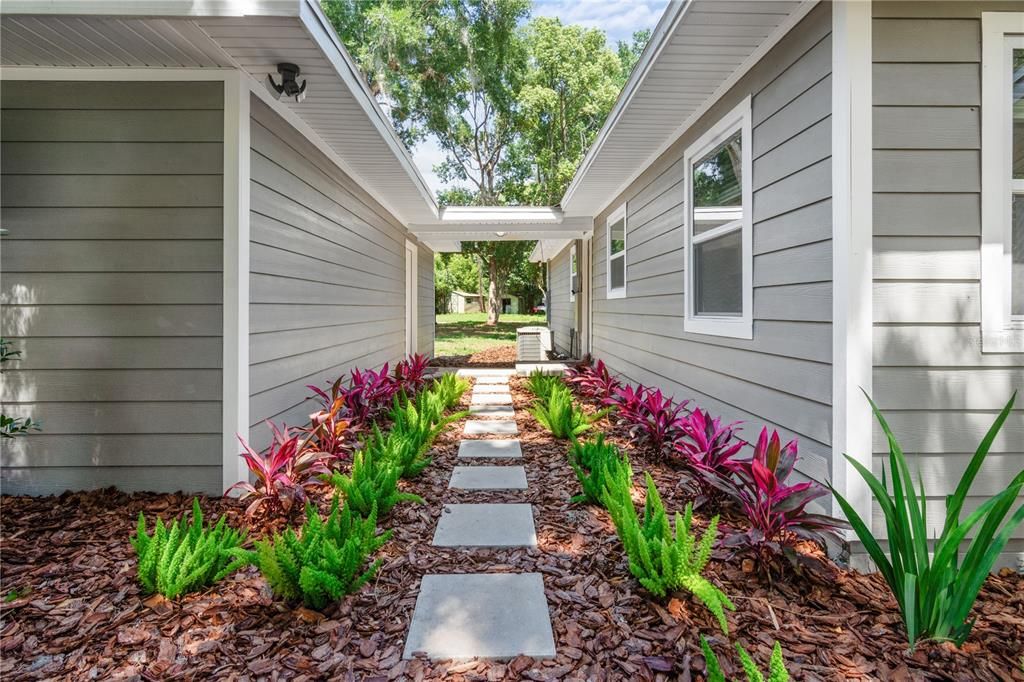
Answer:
[525,369,562,401]
[830,391,1024,649]
[569,435,633,506]
[234,497,390,610]
[432,372,470,409]
[603,472,734,633]
[328,446,423,517]
[700,636,789,682]
[131,498,246,599]
[530,384,606,439]
[385,391,467,477]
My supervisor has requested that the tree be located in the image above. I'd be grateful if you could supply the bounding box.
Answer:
[458,241,535,324]
[434,253,480,313]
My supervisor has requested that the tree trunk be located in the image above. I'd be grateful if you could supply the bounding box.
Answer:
[486,257,501,325]
[475,256,487,315]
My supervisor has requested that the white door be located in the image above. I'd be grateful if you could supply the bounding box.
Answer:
[405,241,418,357]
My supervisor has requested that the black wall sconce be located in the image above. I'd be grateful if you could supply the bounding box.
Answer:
[268,63,307,103]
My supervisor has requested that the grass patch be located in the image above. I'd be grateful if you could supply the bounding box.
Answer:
[435,312,545,357]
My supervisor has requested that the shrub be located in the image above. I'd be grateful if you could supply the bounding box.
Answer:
[526,369,562,401]
[565,359,621,402]
[569,435,633,506]
[700,636,789,682]
[603,472,734,633]
[724,428,847,563]
[234,496,390,610]
[227,422,333,518]
[306,395,353,464]
[328,446,423,517]
[432,372,470,409]
[394,353,431,396]
[609,385,689,458]
[384,390,467,477]
[131,498,246,599]
[831,392,1024,649]
[674,409,744,506]
[531,384,606,439]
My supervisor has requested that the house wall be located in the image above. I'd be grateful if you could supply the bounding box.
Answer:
[871,1,1024,561]
[549,242,575,356]
[418,243,435,357]
[0,80,224,495]
[589,4,836,494]
[248,97,408,448]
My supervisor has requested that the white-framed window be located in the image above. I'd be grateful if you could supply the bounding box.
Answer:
[606,205,627,299]
[683,96,753,339]
[981,13,1024,352]
[569,245,577,302]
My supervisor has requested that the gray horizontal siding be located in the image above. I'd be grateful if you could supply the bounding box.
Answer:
[248,96,408,448]
[872,4,1024,559]
[418,244,435,357]
[548,244,575,356]
[0,80,224,496]
[589,3,834,493]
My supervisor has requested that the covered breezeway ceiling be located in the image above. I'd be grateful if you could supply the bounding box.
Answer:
[410,207,591,253]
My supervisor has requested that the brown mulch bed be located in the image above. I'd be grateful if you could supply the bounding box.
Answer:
[2,378,1023,680]
[432,345,517,367]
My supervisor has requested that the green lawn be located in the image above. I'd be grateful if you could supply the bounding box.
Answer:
[434,312,546,357]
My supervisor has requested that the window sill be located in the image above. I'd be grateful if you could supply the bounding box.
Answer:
[607,288,626,300]
[684,315,752,340]
[981,324,1024,353]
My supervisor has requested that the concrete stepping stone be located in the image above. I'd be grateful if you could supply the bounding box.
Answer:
[471,393,513,405]
[458,439,522,459]
[449,465,528,490]
[469,404,515,417]
[475,376,509,385]
[432,503,536,547]
[403,573,556,660]
[464,420,518,435]
[457,368,515,378]
[473,383,510,394]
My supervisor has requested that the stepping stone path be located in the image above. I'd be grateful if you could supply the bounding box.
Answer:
[404,371,557,661]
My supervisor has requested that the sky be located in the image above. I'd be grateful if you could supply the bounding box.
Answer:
[412,0,670,197]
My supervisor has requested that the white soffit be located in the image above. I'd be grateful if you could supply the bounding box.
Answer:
[0,0,439,225]
[560,0,818,218]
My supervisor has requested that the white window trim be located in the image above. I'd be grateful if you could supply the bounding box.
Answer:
[606,204,628,299]
[981,12,1024,353]
[569,246,577,303]
[683,96,753,339]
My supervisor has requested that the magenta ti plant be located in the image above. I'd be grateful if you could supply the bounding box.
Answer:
[673,408,745,507]
[226,421,332,519]
[608,384,690,459]
[565,359,621,402]
[393,353,430,396]
[306,396,352,465]
[346,363,399,424]
[724,428,847,566]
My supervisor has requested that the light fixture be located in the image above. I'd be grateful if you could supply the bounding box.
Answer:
[268,63,306,103]
[494,231,506,237]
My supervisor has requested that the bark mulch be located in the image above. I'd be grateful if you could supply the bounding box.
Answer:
[431,345,517,368]
[1,378,1023,680]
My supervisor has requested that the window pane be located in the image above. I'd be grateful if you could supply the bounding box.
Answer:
[610,255,625,291]
[694,230,742,315]
[1014,49,1024,179]
[692,131,742,235]
[610,217,625,256]
[1014,195,1024,315]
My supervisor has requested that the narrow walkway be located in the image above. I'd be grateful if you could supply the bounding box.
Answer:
[403,370,557,661]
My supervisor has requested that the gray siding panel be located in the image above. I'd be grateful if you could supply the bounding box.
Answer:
[548,244,575,356]
[418,244,435,357]
[589,4,834,498]
[872,3,1024,555]
[248,97,408,448]
[0,80,224,496]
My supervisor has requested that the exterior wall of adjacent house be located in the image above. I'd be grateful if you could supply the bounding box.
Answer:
[548,242,576,356]
[0,80,225,495]
[871,1,1024,563]
[248,97,410,449]
[588,3,836,496]
[418,243,435,357]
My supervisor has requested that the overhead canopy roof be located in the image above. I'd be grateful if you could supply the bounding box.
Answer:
[558,0,817,219]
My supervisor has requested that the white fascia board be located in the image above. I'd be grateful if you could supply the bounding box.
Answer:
[559,0,693,211]
[298,0,438,222]
[439,205,563,224]
[0,1,300,16]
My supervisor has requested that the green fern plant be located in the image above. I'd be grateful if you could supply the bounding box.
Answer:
[525,369,561,401]
[432,372,470,409]
[131,498,246,599]
[386,391,467,477]
[603,472,734,633]
[531,384,606,439]
[700,636,789,682]
[569,435,633,506]
[328,446,423,517]
[234,496,391,610]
